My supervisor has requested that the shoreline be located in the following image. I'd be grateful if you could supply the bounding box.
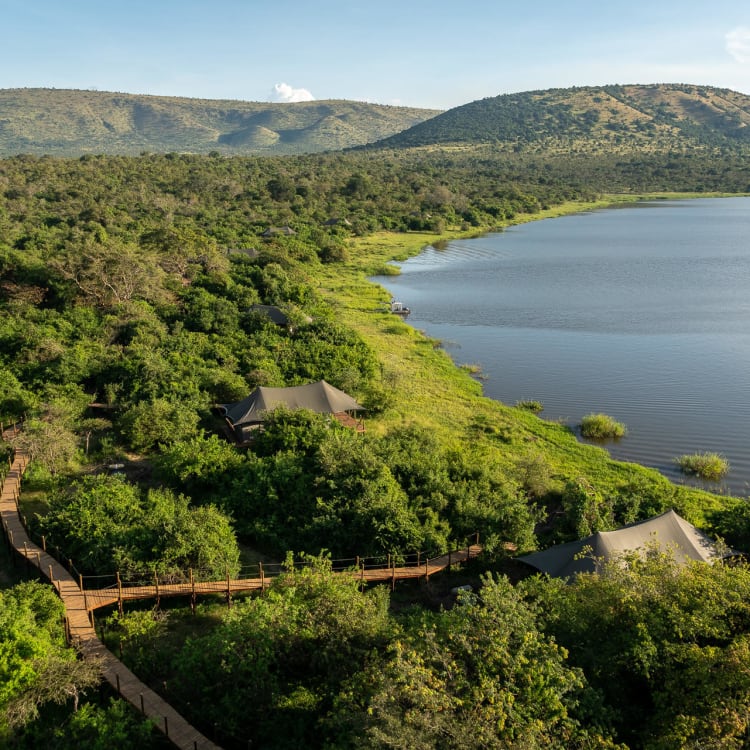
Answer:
[317,193,745,522]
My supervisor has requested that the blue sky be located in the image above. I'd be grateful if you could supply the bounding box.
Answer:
[3,0,750,110]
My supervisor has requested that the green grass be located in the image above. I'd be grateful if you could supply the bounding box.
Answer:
[676,453,730,481]
[580,413,627,439]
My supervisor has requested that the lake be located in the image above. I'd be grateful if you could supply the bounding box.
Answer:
[377,197,750,497]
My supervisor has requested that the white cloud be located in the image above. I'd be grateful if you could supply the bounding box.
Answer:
[726,27,750,64]
[269,82,315,102]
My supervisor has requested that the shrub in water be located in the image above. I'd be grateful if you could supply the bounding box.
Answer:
[676,452,729,481]
[516,400,543,413]
[580,413,627,439]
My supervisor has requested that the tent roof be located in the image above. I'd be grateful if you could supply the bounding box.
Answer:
[518,510,728,579]
[220,380,364,426]
[248,304,289,326]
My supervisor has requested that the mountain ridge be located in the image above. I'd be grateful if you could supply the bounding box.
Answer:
[0,88,441,156]
[3,84,750,159]
[368,83,750,154]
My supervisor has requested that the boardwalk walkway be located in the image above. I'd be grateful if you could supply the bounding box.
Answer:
[1,425,219,750]
[2,423,483,748]
[83,543,483,611]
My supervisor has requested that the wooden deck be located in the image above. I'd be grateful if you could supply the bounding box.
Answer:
[1,427,220,750]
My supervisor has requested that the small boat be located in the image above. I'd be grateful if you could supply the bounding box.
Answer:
[389,299,411,316]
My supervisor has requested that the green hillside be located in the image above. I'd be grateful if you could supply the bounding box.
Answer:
[372,83,750,154]
[0,88,440,156]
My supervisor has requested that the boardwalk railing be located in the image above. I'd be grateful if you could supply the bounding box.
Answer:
[78,535,482,613]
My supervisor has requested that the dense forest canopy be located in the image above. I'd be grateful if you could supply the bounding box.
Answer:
[2,105,750,747]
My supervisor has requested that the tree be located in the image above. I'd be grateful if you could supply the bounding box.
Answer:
[523,551,750,749]
[49,236,167,309]
[38,475,240,578]
[169,559,390,747]
[118,398,200,452]
[0,582,101,738]
[12,409,79,475]
[327,574,618,749]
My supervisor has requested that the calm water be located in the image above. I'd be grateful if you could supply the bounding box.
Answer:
[378,198,750,496]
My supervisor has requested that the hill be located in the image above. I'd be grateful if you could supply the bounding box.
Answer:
[0,88,441,156]
[371,83,750,154]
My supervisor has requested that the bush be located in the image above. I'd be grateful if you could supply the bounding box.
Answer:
[516,399,543,413]
[580,413,627,439]
[676,452,729,481]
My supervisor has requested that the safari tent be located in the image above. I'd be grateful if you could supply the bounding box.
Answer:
[518,510,730,579]
[220,380,364,442]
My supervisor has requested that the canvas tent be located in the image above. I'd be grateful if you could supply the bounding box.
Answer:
[518,510,729,579]
[248,304,291,327]
[220,380,364,441]
[247,304,312,329]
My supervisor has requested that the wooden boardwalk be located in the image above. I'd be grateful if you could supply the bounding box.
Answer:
[1,426,220,750]
[2,423,483,749]
[83,544,483,611]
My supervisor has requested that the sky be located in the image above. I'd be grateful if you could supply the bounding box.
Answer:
[2,0,750,110]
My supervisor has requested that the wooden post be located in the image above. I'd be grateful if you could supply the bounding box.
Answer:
[48,564,54,586]
[190,568,196,614]
[391,558,396,591]
[387,553,391,569]
[117,571,123,615]
[164,715,169,737]
[140,693,145,714]
[36,550,42,569]
[259,561,264,590]
[425,556,430,579]
[226,566,231,607]
[154,570,160,608]
[41,535,46,551]
[68,558,73,574]
[475,531,480,546]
